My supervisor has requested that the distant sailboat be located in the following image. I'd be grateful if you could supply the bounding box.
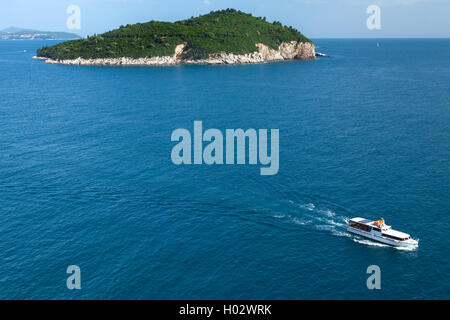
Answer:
[376,42,380,47]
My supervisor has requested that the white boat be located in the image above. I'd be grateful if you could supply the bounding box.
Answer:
[347,217,418,248]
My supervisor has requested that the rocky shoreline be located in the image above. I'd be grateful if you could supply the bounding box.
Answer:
[33,41,316,66]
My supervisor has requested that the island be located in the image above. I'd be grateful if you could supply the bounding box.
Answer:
[35,9,317,66]
[1,27,80,40]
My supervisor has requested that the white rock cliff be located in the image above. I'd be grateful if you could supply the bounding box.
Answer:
[35,41,315,66]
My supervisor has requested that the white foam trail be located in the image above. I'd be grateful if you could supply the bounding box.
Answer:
[318,209,336,217]
[292,217,311,225]
[315,224,334,231]
[286,200,350,235]
[352,238,389,247]
[292,202,316,211]
[323,218,345,227]
[395,245,418,251]
[332,230,352,238]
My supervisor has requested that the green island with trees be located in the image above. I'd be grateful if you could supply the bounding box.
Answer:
[37,9,312,60]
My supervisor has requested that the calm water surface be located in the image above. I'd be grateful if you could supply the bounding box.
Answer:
[0,39,449,299]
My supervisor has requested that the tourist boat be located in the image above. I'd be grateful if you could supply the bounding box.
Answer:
[347,217,418,247]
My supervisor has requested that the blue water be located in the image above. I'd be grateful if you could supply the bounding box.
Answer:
[0,39,449,299]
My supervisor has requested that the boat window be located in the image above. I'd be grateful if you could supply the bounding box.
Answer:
[373,227,381,232]
[382,233,407,241]
[349,223,370,232]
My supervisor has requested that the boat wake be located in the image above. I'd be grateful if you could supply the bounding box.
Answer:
[282,200,352,238]
[352,238,389,248]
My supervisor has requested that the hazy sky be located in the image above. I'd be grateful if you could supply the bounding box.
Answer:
[0,0,449,38]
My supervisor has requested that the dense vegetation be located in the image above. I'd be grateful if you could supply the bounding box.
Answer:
[37,9,312,60]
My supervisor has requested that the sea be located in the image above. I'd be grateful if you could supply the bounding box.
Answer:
[0,39,449,299]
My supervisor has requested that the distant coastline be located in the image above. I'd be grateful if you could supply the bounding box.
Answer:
[1,27,80,41]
